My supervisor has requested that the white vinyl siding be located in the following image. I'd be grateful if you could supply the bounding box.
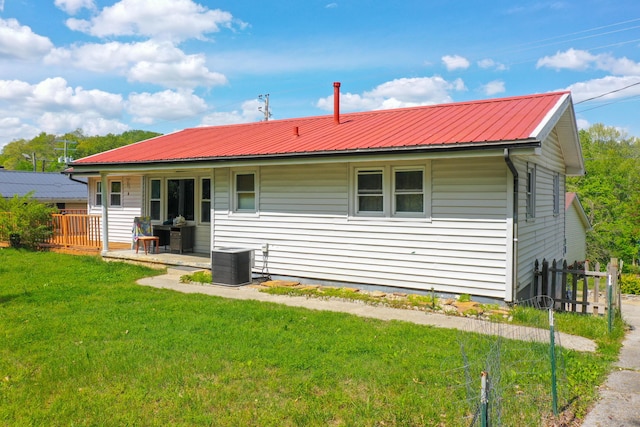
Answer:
[565,203,587,264]
[89,176,143,243]
[516,130,567,299]
[213,157,509,299]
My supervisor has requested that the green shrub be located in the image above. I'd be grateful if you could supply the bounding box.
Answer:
[0,193,55,250]
[620,274,640,295]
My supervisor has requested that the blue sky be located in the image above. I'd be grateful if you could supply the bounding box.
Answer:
[0,0,639,149]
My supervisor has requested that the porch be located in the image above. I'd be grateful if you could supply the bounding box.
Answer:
[103,245,212,271]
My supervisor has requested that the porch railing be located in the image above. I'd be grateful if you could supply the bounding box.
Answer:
[49,213,102,249]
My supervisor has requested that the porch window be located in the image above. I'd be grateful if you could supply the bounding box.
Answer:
[150,179,161,221]
[235,173,256,212]
[356,169,383,214]
[167,179,195,221]
[201,178,211,223]
[95,181,102,206]
[393,168,424,215]
[110,181,122,207]
[526,164,536,220]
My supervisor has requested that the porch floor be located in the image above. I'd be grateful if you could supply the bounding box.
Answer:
[103,246,211,271]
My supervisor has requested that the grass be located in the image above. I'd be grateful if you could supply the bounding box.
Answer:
[0,249,626,426]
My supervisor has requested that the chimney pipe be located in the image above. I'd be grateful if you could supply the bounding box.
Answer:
[333,82,341,124]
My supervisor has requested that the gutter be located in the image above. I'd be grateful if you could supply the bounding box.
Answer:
[504,149,518,302]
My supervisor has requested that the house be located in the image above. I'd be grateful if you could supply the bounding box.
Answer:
[65,85,584,302]
[0,169,87,211]
[564,192,591,264]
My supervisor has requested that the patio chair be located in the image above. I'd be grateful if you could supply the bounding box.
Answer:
[132,216,159,255]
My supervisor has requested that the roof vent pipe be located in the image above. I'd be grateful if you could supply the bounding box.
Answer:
[333,82,341,124]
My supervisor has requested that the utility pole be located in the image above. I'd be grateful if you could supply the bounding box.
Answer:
[258,94,272,121]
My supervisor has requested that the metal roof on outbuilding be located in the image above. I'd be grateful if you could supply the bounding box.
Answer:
[0,169,87,202]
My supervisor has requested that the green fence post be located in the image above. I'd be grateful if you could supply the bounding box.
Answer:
[607,273,613,334]
[549,309,558,416]
[481,371,489,427]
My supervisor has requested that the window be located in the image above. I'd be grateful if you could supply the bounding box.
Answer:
[353,164,430,218]
[235,173,256,212]
[95,181,102,206]
[150,179,161,220]
[201,178,211,223]
[553,173,560,217]
[526,164,536,220]
[357,169,384,213]
[167,179,195,221]
[393,168,424,214]
[110,181,122,207]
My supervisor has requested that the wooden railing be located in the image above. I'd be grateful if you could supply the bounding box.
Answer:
[49,214,102,249]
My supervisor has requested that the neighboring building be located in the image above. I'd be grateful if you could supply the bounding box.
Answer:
[565,192,591,264]
[66,87,584,302]
[0,169,87,211]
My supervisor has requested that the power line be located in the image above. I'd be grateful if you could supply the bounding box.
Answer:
[575,81,640,105]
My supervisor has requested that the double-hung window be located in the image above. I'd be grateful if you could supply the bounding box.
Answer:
[552,173,560,217]
[234,172,256,212]
[150,179,161,220]
[354,164,429,218]
[201,178,211,223]
[393,168,424,215]
[110,181,122,207]
[95,181,102,206]
[526,164,536,220]
[356,169,384,214]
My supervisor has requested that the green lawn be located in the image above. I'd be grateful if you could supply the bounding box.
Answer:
[0,249,622,426]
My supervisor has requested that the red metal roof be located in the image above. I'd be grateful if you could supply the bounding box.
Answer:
[74,91,570,165]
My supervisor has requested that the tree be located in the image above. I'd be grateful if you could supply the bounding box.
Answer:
[0,130,161,172]
[567,124,640,267]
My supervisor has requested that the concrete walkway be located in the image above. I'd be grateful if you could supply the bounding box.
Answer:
[137,269,595,352]
[581,298,640,426]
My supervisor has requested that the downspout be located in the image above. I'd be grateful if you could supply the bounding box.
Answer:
[66,174,88,186]
[504,149,518,302]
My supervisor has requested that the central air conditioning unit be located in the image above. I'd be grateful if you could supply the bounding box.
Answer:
[211,247,254,286]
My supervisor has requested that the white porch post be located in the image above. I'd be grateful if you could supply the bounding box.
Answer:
[100,173,109,255]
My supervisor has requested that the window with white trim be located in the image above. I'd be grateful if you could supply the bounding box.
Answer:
[553,173,560,217]
[150,179,161,220]
[353,164,429,218]
[95,181,102,206]
[526,164,536,220]
[201,178,211,223]
[393,168,425,215]
[234,172,256,212]
[356,169,384,214]
[110,181,122,207]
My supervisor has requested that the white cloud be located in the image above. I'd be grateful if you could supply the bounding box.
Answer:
[127,90,208,124]
[482,80,506,96]
[442,55,470,71]
[128,55,227,88]
[316,76,466,112]
[0,77,122,116]
[537,48,597,71]
[576,118,590,130]
[0,77,127,145]
[0,18,54,60]
[54,0,95,15]
[200,99,264,126]
[67,0,241,42]
[477,58,506,71]
[564,75,640,103]
[45,40,228,89]
[38,112,128,136]
[537,49,640,75]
